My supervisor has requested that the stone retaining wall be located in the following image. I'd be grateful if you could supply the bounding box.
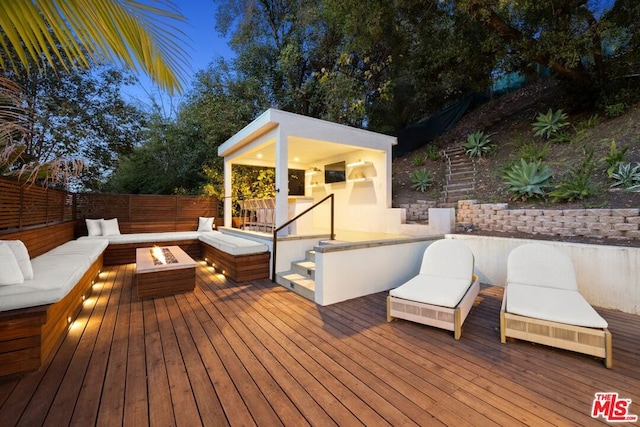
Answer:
[456,200,640,241]
[398,200,438,222]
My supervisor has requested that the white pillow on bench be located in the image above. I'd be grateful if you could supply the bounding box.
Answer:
[101,218,121,236]
[0,243,24,285]
[0,240,33,280]
[86,218,104,236]
[198,216,215,232]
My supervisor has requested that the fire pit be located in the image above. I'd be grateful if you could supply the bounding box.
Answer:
[135,246,197,298]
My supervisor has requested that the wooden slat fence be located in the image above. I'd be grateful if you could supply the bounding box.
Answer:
[0,177,73,231]
[0,177,220,236]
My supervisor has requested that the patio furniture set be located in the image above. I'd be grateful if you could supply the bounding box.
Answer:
[0,217,270,377]
[387,239,612,368]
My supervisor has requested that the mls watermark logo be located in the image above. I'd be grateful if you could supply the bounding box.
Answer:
[591,392,638,423]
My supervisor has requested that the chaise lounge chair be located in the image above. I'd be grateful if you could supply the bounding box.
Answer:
[386,239,480,339]
[500,243,612,368]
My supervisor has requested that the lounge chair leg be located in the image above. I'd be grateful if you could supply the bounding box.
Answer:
[386,296,393,322]
[500,310,506,344]
[454,308,462,340]
[605,329,613,369]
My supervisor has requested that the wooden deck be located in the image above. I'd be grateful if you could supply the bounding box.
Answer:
[0,263,638,426]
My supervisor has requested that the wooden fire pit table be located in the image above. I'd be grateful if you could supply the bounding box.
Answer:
[135,245,197,298]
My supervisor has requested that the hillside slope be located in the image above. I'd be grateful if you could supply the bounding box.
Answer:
[392,81,640,210]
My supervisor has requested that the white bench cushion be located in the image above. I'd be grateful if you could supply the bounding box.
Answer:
[0,254,91,312]
[506,283,608,328]
[390,274,472,308]
[80,231,202,245]
[199,232,268,256]
[47,239,109,264]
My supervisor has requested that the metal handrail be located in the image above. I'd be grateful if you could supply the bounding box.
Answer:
[271,194,334,282]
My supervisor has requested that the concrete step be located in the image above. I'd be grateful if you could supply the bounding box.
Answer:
[445,147,465,154]
[275,271,315,301]
[292,260,315,280]
[445,186,474,194]
[448,170,476,176]
[306,250,316,262]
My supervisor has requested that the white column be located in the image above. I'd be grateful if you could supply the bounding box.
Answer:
[224,159,232,228]
[274,126,289,234]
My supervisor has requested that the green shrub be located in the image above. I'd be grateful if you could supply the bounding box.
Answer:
[610,162,640,190]
[599,139,628,178]
[463,131,494,158]
[549,130,573,144]
[532,108,569,139]
[412,154,424,167]
[604,102,627,118]
[549,151,598,202]
[574,114,600,131]
[517,142,550,162]
[502,159,552,201]
[425,145,441,161]
[411,168,433,192]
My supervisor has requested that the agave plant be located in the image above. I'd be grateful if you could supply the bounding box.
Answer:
[550,151,598,202]
[411,168,433,192]
[463,131,494,158]
[502,159,552,201]
[532,109,569,139]
[600,139,628,178]
[610,162,640,190]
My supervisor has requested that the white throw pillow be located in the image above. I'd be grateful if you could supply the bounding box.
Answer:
[0,243,24,285]
[101,218,121,236]
[86,218,104,236]
[0,240,33,280]
[198,217,215,232]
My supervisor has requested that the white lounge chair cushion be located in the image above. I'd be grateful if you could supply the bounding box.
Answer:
[199,232,268,256]
[79,231,201,244]
[47,239,109,264]
[419,239,474,281]
[506,283,608,328]
[0,254,91,311]
[507,243,577,291]
[390,274,472,308]
[1,239,34,280]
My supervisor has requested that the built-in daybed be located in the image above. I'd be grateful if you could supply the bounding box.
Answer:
[0,222,106,377]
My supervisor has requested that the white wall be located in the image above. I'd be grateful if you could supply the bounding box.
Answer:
[306,149,401,234]
[315,239,435,305]
[447,234,640,315]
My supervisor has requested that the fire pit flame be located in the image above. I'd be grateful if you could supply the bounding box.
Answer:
[151,246,167,265]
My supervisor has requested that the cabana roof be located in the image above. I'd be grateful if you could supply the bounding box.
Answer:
[218,108,397,167]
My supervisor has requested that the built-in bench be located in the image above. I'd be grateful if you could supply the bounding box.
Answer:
[200,232,270,282]
[80,231,203,265]
[0,222,106,377]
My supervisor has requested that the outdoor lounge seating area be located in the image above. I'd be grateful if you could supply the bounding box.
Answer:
[500,243,613,368]
[0,264,638,425]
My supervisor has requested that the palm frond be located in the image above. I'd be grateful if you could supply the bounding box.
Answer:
[0,0,190,94]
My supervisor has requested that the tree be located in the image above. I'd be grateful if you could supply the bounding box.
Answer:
[0,0,190,185]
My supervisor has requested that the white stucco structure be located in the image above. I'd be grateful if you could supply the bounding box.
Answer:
[217,108,403,235]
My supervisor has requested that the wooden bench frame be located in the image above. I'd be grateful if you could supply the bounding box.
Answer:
[201,242,270,282]
[0,222,104,377]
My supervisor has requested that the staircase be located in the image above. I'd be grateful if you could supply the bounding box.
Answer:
[275,249,316,301]
[441,146,476,207]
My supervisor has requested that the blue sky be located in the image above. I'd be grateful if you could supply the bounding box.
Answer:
[122,0,235,109]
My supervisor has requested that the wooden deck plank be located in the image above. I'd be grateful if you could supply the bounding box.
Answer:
[123,266,150,427]
[0,263,639,427]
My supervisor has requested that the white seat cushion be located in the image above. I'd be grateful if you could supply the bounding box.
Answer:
[390,274,472,308]
[80,231,201,245]
[47,239,109,264]
[0,254,91,312]
[199,232,268,256]
[506,283,608,328]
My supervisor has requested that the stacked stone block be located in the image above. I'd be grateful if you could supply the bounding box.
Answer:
[399,200,438,222]
[456,200,640,241]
